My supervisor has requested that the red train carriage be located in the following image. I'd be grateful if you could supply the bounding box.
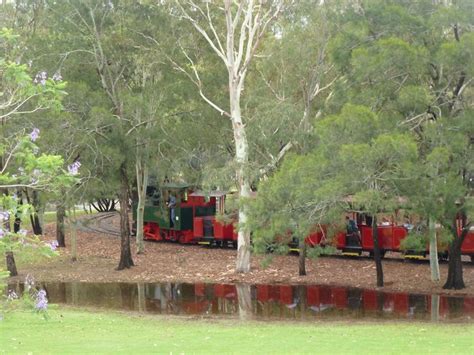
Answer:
[302,214,474,262]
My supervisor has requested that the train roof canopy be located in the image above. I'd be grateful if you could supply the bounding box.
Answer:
[189,190,228,197]
[162,183,191,190]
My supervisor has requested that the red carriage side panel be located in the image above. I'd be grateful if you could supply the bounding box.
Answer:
[213,220,237,241]
[461,230,474,256]
[378,226,392,250]
[392,226,408,252]
[193,217,204,238]
[361,225,374,250]
[305,231,323,247]
[336,231,346,249]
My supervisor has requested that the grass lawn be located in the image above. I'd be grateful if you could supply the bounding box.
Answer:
[1,308,473,354]
[21,209,96,226]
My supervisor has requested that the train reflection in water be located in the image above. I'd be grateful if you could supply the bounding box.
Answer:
[10,282,474,322]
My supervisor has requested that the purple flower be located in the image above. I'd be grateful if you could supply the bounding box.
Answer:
[68,161,81,176]
[35,289,48,311]
[0,228,4,239]
[47,240,59,251]
[18,229,27,237]
[7,290,18,301]
[52,72,62,81]
[33,71,47,86]
[0,211,9,222]
[29,128,40,142]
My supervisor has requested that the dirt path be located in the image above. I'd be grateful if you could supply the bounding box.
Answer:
[10,213,474,296]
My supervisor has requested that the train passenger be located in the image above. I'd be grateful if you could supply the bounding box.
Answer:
[166,193,176,227]
[403,217,414,231]
[346,216,361,246]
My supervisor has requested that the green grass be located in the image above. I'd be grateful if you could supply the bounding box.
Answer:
[20,210,96,225]
[1,308,473,354]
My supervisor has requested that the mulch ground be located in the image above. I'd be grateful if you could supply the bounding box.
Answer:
[10,214,474,297]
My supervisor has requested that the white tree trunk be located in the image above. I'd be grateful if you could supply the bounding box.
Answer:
[176,0,283,273]
[230,81,252,273]
[429,216,440,282]
[135,160,148,254]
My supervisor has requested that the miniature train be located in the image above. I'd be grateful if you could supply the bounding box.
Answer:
[133,183,474,262]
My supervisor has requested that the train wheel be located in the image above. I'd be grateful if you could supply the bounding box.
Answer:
[438,252,449,262]
[159,230,167,241]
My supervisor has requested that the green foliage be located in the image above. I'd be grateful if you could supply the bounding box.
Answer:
[396,86,433,114]
[400,229,428,252]
[401,225,452,253]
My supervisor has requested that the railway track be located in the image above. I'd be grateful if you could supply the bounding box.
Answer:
[77,211,121,237]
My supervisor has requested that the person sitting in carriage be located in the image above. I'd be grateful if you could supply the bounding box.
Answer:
[346,216,361,246]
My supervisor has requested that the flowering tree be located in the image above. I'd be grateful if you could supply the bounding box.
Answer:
[0,130,79,276]
[0,28,66,122]
[0,27,75,276]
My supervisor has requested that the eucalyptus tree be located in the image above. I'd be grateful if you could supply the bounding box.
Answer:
[173,0,285,273]
[246,0,339,164]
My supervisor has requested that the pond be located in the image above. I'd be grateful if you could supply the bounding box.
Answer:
[7,281,474,322]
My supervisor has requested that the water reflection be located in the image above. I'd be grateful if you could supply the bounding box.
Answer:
[6,281,474,322]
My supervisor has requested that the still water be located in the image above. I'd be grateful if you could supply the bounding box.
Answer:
[7,281,474,322]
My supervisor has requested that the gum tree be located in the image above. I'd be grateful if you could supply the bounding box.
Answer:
[174,0,284,273]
